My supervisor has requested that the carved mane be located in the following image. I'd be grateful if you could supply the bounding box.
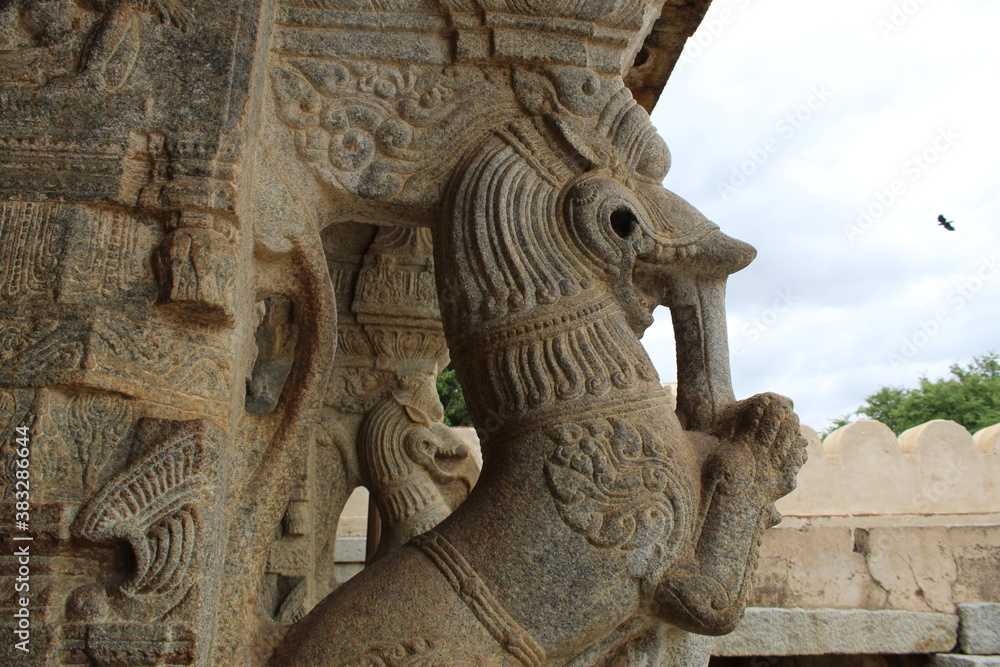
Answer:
[434,86,674,445]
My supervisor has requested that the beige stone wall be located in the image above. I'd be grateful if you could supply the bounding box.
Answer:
[778,419,1000,516]
[753,417,1000,615]
[721,417,1000,659]
[752,513,1000,613]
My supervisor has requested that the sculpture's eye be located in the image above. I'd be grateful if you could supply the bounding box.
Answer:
[610,208,637,239]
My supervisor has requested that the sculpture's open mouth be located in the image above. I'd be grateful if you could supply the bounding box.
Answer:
[634,230,756,432]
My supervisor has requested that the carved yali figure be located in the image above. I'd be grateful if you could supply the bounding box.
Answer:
[273,68,807,664]
[359,376,480,562]
[0,0,800,662]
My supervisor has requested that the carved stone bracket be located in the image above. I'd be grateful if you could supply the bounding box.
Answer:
[71,417,223,622]
[269,56,509,206]
[155,227,237,326]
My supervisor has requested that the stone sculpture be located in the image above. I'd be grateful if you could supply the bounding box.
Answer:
[0,1,806,665]
[273,54,805,664]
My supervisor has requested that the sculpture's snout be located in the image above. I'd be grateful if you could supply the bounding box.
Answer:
[683,230,756,279]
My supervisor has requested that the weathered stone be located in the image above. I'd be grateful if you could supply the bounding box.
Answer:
[974,424,1000,455]
[899,420,993,515]
[752,515,1000,613]
[810,420,914,515]
[714,657,931,667]
[958,603,1000,656]
[933,656,1000,667]
[778,418,1000,516]
[712,608,959,656]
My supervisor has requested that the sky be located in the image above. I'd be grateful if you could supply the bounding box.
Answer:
[642,0,1000,431]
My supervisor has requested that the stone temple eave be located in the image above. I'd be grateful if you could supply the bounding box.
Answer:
[626,0,714,113]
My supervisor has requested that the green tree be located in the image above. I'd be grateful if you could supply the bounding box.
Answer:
[823,352,1000,436]
[436,364,472,427]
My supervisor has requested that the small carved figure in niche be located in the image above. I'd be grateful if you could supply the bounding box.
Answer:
[0,0,191,88]
[74,0,192,89]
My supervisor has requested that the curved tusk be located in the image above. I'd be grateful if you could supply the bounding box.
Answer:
[671,275,736,432]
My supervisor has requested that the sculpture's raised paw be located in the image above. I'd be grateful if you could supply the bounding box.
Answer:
[710,392,808,513]
[650,394,808,635]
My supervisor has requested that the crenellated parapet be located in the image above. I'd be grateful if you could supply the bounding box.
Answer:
[777,419,1000,517]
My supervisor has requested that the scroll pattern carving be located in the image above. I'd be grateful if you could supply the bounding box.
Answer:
[269,58,512,203]
[31,390,75,497]
[72,417,221,618]
[324,367,384,414]
[0,389,136,502]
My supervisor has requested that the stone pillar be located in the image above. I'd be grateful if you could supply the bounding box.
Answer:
[0,2,338,664]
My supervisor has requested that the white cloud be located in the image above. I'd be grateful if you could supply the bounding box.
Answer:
[646,0,1000,431]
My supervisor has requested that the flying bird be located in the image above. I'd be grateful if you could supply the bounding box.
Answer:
[937,215,955,231]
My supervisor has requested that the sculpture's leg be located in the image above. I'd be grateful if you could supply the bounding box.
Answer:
[654,393,807,635]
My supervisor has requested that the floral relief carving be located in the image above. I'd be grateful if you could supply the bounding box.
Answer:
[269,57,508,202]
[545,417,690,552]
[72,417,222,618]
